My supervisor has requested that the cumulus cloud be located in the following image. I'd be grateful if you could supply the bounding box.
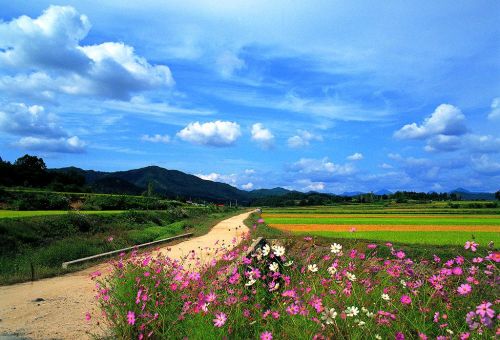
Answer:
[0,103,65,137]
[287,130,322,148]
[241,182,254,190]
[177,120,241,146]
[424,134,500,153]
[0,102,86,153]
[347,152,363,161]
[394,104,466,139]
[141,134,170,143]
[14,136,85,153]
[194,172,238,185]
[472,154,500,175]
[251,123,274,148]
[0,6,173,100]
[291,157,355,176]
[303,181,325,191]
[488,97,500,120]
[216,51,246,78]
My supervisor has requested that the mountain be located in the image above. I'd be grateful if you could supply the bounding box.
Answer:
[248,187,291,198]
[449,188,496,200]
[54,166,250,203]
[341,191,365,197]
[375,189,393,195]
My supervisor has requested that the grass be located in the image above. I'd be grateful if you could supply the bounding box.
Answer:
[299,231,499,246]
[0,210,124,218]
[263,216,500,225]
[0,208,245,285]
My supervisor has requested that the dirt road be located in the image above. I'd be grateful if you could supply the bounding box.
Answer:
[0,210,253,339]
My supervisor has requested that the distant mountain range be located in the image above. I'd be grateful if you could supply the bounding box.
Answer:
[53,166,497,202]
[54,166,293,203]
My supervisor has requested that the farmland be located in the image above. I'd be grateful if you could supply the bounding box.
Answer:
[262,203,500,246]
[0,210,124,218]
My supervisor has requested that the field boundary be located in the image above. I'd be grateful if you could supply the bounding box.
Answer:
[61,232,193,268]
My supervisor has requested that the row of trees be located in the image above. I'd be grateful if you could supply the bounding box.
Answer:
[0,155,86,192]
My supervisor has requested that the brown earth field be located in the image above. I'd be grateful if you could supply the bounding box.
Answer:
[270,224,500,232]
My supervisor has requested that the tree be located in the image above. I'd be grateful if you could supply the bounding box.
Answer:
[14,154,47,172]
[496,190,500,201]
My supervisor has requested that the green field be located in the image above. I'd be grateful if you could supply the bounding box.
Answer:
[0,210,124,218]
[262,203,500,246]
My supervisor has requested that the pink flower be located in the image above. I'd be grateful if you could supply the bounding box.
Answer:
[459,332,470,339]
[261,331,273,340]
[85,312,91,321]
[457,283,472,295]
[213,312,227,327]
[395,332,405,340]
[367,244,377,249]
[487,251,500,263]
[107,236,114,242]
[127,311,136,325]
[464,241,478,252]
[452,267,463,275]
[475,302,495,318]
[400,295,412,305]
[395,251,406,259]
[304,236,313,241]
[349,227,356,233]
[257,218,265,223]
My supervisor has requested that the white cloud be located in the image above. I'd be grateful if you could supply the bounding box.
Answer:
[0,6,174,100]
[394,104,466,139]
[141,134,170,143]
[287,130,322,148]
[304,182,325,191]
[244,169,255,175]
[14,136,86,153]
[0,103,65,137]
[216,51,246,78]
[251,123,274,148]
[424,134,500,153]
[241,182,254,190]
[194,172,238,185]
[177,120,241,146]
[292,157,355,176]
[347,152,363,161]
[472,154,500,175]
[488,97,500,120]
[380,163,393,169]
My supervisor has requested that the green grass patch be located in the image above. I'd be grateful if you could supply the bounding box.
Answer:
[264,216,500,225]
[0,209,124,218]
[298,231,500,246]
[0,207,243,285]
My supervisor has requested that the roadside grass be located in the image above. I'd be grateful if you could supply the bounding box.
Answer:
[0,208,244,285]
[0,210,124,218]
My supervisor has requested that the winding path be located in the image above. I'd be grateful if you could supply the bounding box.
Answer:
[0,210,253,339]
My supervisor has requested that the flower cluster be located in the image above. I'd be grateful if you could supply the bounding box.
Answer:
[94,228,499,339]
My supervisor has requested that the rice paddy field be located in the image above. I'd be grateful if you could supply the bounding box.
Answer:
[262,202,500,246]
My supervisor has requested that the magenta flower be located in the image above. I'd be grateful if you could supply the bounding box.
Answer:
[213,312,227,327]
[127,311,136,325]
[85,311,91,321]
[476,302,495,318]
[367,243,377,249]
[261,331,273,340]
[395,250,406,259]
[395,332,405,340]
[457,283,472,295]
[464,241,478,252]
[257,218,265,223]
[400,295,412,305]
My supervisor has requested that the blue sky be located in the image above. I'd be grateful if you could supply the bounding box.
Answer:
[0,1,499,193]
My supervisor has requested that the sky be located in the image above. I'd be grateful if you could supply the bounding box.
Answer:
[0,1,499,193]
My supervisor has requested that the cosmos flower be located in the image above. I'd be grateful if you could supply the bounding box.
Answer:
[308,264,318,272]
[457,283,472,295]
[330,243,342,254]
[213,312,227,327]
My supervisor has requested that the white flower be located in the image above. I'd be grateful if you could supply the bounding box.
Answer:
[262,244,270,256]
[269,262,279,272]
[344,306,359,317]
[321,308,337,324]
[446,329,454,335]
[245,279,256,286]
[327,266,337,275]
[381,293,390,301]
[284,260,294,267]
[400,279,407,287]
[354,319,366,326]
[375,335,382,340]
[272,245,285,257]
[201,303,209,312]
[330,243,342,254]
[269,282,280,291]
[345,272,357,281]
[308,264,318,272]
